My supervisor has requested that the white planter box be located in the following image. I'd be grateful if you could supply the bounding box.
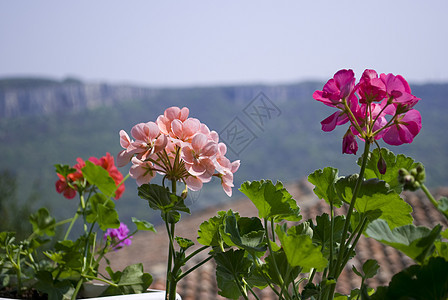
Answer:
[0,283,181,300]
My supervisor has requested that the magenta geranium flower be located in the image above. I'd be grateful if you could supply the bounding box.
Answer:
[356,69,387,103]
[380,73,420,109]
[104,223,132,250]
[314,69,422,153]
[382,109,422,146]
[313,69,356,108]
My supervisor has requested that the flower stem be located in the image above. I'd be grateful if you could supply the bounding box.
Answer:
[421,183,448,220]
[326,141,371,299]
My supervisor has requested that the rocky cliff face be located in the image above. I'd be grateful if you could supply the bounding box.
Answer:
[0,83,161,118]
[0,80,321,119]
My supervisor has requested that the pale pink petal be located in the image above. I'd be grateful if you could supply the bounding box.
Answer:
[153,134,168,153]
[131,123,149,141]
[187,161,206,176]
[230,160,240,173]
[210,131,219,143]
[156,115,170,135]
[191,133,208,152]
[199,123,211,136]
[116,150,133,167]
[165,106,181,121]
[119,130,131,149]
[183,118,201,138]
[181,146,195,164]
[145,122,160,140]
[218,143,227,156]
[201,141,218,157]
[171,119,183,138]
[179,107,189,121]
[185,176,203,191]
[197,159,215,182]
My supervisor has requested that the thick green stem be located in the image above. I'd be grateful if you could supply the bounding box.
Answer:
[328,203,335,274]
[242,277,261,300]
[338,217,368,276]
[72,278,84,300]
[325,141,371,300]
[264,219,284,289]
[176,256,213,282]
[251,256,281,297]
[165,179,178,300]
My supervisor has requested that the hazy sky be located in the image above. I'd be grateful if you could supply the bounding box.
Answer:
[1,1,447,86]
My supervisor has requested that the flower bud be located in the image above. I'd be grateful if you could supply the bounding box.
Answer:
[377,156,387,175]
[398,163,426,191]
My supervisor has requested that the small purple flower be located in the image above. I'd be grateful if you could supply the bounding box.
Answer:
[104,223,132,250]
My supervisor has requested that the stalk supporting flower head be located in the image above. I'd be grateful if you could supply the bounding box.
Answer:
[314,69,422,153]
[117,106,240,197]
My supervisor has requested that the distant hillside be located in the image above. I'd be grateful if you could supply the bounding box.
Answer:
[0,78,447,225]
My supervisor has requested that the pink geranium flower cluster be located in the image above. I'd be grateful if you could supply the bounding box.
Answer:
[55,153,125,199]
[313,69,422,154]
[117,106,240,196]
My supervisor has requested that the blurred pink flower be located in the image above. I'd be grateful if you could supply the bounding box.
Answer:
[104,223,132,250]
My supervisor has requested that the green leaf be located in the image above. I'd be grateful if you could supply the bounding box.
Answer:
[0,231,15,248]
[131,217,156,232]
[197,210,228,247]
[310,213,346,258]
[52,240,83,270]
[87,193,120,230]
[276,224,328,271]
[138,184,190,224]
[264,248,301,287]
[54,164,77,177]
[360,148,419,193]
[223,211,266,253]
[353,259,380,280]
[442,228,448,239]
[362,259,380,279]
[102,263,153,295]
[175,237,194,250]
[239,180,301,222]
[308,167,342,207]
[29,207,56,237]
[214,249,253,299]
[366,219,442,263]
[336,176,413,229]
[371,257,448,300]
[35,270,75,300]
[82,161,117,197]
[434,241,448,261]
[437,197,448,219]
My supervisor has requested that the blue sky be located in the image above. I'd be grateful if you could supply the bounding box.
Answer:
[1,1,447,86]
